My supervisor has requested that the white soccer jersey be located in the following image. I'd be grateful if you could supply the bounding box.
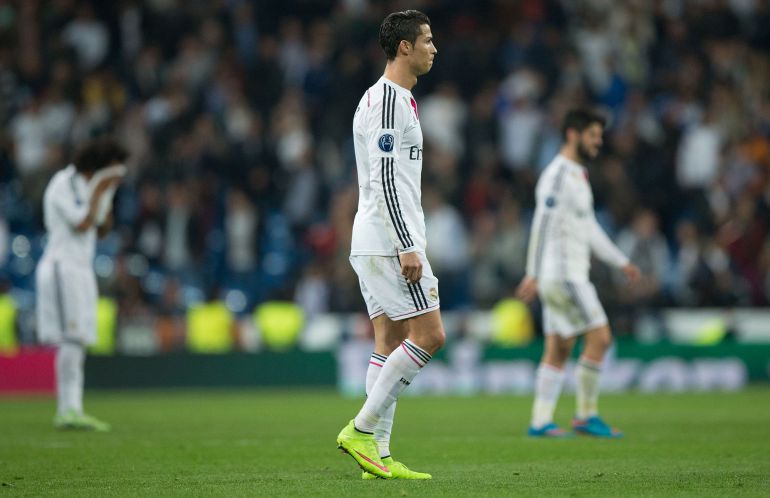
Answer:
[37,165,99,345]
[351,76,425,256]
[526,154,628,282]
[40,165,97,267]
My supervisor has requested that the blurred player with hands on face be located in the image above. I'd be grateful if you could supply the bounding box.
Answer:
[36,137,128,432]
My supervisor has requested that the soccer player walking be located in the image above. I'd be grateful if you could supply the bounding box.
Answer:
[336,10,443,479]
[36,137,127,431]
[516,109,641,438]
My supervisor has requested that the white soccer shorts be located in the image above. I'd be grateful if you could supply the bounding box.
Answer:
[538,280,608,338]
[350,253,440,321]
[36,259,98,346]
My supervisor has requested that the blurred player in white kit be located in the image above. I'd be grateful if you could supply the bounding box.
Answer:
[516,109,641,438]
[35,137,127,431]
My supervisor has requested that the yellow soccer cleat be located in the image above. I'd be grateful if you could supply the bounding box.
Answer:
[337,420,391,478]
[54,410,111,432]
[362,457,432,480]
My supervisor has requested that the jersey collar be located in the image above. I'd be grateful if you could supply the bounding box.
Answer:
[381,76,412,96]
[557,154,587,172]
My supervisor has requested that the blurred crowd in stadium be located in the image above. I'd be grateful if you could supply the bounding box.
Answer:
[1,0,770,341]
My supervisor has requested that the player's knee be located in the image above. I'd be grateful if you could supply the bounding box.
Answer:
[417,327,444,355]
[542,356,565,369]
[597,328,613,350]
[542,348,568,368]
[587,328,612,355]
[602,334,613,351]
[433,328,446,352]
[384,335,404,353]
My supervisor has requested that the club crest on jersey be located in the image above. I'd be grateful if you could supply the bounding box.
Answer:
[429,287,438,301]
[378,133,394,152]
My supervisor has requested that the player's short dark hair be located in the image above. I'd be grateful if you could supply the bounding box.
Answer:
[379,10,431,60]
[73,137,128,174]
[561,108,606,141]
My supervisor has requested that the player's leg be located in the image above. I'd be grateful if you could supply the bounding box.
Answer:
[53,268,109,432]
[39,261,83,427]
[369,314,408,459]
[569,282,622,437]
[577,323,611,419]
[352,253,442,435]
[339,254,440,477]
[528,334,574,436]
[35,261,68,425]
[571,323,622,437]
[360,315,431,479]
[359,310,440,479]
[338,258,401,477]
[529,281,581,437]
[54,341,85,420]
[354,309,443,433]
[53,339,110,432]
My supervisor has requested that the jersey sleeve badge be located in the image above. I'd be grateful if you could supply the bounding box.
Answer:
[378,133,395,152]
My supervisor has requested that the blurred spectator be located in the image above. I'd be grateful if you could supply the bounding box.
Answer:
[10,98,45,173]
[469,210,500,307]
[155,276,186,352]
[493,196,529,283]
[676,110,723,192]
[670,219,702,306]
[718,193,769,304]
[420,82,467,156]
[294,262,331,317]
[283,153,320,230]
[0,215,7,268]
[278,18,309,88]
[61,3,109,70]
[498,68,545,175]
[225,187,258,274]
[424,187,470,309]
[164,182,199,272]
[676,110,724,231]
[616,208,670,305]
[574,11,614,97]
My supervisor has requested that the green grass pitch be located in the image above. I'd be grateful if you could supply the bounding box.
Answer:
[1,388,769,497]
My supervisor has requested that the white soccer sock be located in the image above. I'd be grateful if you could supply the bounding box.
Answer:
[576,358,602,419]
[354,339,430,433]
[530,363,565,429]
[56,342,85,416]
[366,352,395,458]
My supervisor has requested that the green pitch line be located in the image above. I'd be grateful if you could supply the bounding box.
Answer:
[1,388,769,497]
